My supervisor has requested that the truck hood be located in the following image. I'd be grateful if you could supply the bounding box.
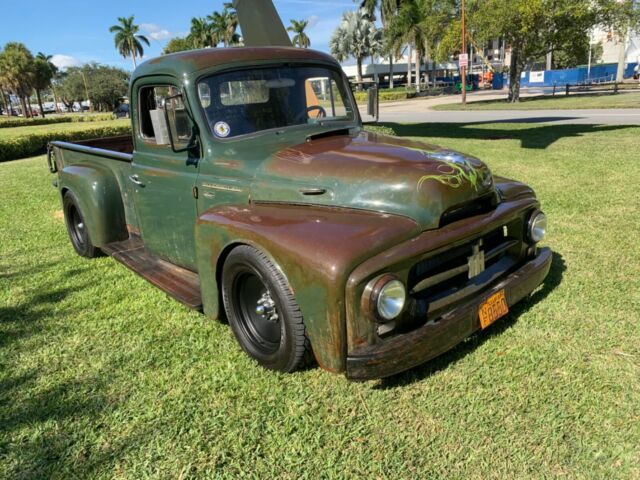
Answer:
[252,130,495,230]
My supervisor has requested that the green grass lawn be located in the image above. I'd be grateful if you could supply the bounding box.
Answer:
[1,123,639,478]
[433,91,640,110]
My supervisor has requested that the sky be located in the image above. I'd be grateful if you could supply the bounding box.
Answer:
[0,0,357,71]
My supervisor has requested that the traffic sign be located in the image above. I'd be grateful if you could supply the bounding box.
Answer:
[459,53,469,68]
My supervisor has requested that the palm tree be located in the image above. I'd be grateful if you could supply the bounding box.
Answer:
[386,1,428,92]
[36,52,60,113]
[32,57,54,117]
[0,42,35,117]
[359,0,401,87]
[188,17,214,48]
[109,16,150,69]
[330,9,378,87]
[208,4,240,47]
[288,19,311,48]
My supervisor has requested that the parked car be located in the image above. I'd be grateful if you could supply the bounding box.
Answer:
[112,103,130,118]
[48,47,551,380]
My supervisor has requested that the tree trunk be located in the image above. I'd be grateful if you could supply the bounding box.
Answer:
[2,90,10,117]
[407,43,412,87]
[52,87,61,114]
[508,48,521,102]
[431,60,436,88]
[356,57,363,88]
[415,49,421,93]
[132,52,137,69]
[371,55,379,83]
[36,89,45,118]
[19,96,29,118]
[389,55,394,89]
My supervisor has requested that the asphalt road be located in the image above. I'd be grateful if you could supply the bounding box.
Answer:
[357,90,640,125]
[373,106,640,125]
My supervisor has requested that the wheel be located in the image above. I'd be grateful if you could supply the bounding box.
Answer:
[221,245,310,372]
[63,191,99,258]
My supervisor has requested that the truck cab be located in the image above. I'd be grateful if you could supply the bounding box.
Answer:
[49,47,551,380]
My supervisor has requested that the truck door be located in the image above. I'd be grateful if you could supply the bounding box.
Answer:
[130,79,200,270]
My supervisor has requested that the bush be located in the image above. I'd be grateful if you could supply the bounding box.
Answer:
[353,89,408,103]
[0,121,131,162]
[0,113,116,129]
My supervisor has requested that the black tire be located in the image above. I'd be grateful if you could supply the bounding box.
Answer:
[63,191,99,258]
[221,245,310,373]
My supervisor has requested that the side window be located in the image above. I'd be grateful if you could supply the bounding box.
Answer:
[305,78,348,119]
[138,85,181,146]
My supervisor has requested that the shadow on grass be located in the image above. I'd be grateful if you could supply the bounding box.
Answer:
[375,251,566,390]
[0,286,85,349]
[0,281,150,478]
[0,359,150,479]
[377,122,636,149]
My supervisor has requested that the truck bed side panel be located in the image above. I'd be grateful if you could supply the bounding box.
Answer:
[52,139,138,245]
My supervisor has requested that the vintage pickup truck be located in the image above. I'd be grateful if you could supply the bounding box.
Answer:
[48,46,551,380]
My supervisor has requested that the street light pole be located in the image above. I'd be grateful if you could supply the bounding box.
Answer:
[461,0,467,106]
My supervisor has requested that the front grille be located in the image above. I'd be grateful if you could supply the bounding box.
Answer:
[439,193,498,228]
[401,225,522,329]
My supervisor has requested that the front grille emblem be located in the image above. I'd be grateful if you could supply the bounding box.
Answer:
[468,240,485,278]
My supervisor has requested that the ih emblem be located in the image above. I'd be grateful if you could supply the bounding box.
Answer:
[468,240,485,278]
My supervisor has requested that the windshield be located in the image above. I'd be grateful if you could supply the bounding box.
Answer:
[197,65,356,139]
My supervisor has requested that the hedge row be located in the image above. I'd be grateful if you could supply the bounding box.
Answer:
[0,113,116,129]
[0,123,131,162]
[353,90,408,103]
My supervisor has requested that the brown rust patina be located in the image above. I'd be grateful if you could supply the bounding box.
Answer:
[49,43,551,379]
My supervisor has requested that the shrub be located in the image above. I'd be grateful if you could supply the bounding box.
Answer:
[0,113,116,129]
[0,122,131,162]
[353,89,408,103]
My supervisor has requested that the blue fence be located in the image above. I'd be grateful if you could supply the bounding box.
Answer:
[519,63,636,87]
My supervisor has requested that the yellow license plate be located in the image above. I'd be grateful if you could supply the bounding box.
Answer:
[479,290,509,329]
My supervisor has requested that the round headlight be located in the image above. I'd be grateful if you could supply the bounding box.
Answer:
[376,279,406,321]
[528,211,547,243]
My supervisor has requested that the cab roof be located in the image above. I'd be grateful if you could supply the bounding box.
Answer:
[133,47,340,81]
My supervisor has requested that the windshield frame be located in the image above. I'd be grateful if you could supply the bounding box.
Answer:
[194,62,361,142]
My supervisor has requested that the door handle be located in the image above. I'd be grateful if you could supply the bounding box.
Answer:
[129,174,145,187]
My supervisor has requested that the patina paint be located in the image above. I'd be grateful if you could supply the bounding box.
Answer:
[49,46,551,379]
[195,203,419,371]
[254,131,494,230]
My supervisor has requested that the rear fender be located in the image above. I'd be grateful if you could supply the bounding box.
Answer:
[59,164,127,247]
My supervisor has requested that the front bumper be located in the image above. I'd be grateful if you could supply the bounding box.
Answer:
[345,247,552,380]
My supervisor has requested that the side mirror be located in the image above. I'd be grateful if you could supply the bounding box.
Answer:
[163,93,198,153]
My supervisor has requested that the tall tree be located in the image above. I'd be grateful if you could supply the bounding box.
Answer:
[188,17,214,48]
[32,56,53,117]
[386,1,428,91]
[0,42,34,118]
[57,64,129,112]
[358,0,401,87]
[36,52,61,113]
[109,16,150,69]
[472,0,639,102]
[163,37,195,54]
[208,3,240,47]
[330,8,379,86]
[288,19,311,48]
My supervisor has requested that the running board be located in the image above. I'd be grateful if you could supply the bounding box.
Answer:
[102,236,203,310]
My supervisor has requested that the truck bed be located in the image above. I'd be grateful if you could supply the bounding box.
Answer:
[74,135,134,155]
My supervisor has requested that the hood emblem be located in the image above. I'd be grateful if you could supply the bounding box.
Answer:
[417,151,492,192]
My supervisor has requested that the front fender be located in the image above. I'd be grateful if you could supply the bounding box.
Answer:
[195,203,419,373]
[59,164,127,247]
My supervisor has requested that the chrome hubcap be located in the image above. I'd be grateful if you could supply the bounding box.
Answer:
[255,291,279,323]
